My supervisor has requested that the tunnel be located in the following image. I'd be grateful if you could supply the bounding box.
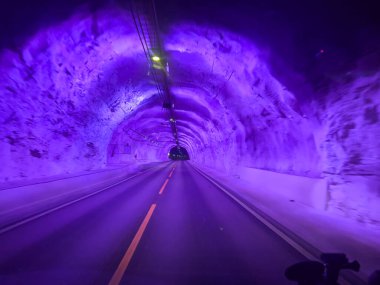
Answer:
[0,0,379,284]
[168,146,190,161]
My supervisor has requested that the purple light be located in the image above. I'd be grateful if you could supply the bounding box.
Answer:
[0,4,379,228]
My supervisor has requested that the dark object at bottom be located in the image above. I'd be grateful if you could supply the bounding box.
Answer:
[285,261,324,285]
[285,253,360,285]
[369,270,380,285]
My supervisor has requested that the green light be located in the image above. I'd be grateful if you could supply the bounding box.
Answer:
[152,55,160,62]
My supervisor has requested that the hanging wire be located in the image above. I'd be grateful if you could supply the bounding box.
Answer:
[129,0,180,147]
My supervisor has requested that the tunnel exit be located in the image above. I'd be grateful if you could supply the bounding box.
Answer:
[168,146,190,160]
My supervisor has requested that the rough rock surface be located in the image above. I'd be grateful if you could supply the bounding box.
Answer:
[321,73,380,223]
[0,6,379,225]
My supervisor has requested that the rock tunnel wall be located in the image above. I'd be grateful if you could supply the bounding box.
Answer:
[321,73,380,223]
[0,6,379,224]
[162,24,321,175]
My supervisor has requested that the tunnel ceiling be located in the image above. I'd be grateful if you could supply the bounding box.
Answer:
[0,0,379,183]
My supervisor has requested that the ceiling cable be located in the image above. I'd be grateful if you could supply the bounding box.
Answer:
[130,0,181,147]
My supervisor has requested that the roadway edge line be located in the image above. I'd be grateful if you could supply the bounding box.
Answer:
[190,164,364,285]
[0,161,174,192]
[190,165,316,260]
[0,173,130,217]
[0,166,163,235]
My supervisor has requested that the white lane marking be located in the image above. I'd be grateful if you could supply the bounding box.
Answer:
[0,166,163,235]
[192,166,317,260]
[1,174,129,217]
[191,165,359,285]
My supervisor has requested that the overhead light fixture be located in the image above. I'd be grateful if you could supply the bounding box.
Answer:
[152,55,160,62]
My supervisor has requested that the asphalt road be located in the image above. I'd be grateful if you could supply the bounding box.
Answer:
[0,162,306,285]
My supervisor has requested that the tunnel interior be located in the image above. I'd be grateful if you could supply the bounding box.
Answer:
[0,0,379,227]
[168,145,190,161]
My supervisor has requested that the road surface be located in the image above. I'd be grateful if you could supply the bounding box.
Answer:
[0,162,306,284]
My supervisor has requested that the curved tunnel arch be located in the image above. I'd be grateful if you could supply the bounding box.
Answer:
[1,3,379,225]
[0,7,313,174]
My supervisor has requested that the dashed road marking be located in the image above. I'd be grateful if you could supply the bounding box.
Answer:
[168,168,175,178]
[159,178,170,195]
[108,203,157,285]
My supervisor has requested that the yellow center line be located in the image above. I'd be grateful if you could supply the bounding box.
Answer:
[159,178,170,195]
[169,167,176,178]
[108,203,157,285]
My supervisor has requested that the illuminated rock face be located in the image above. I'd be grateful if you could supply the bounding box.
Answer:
[321,73,380,222]
[0,6,379,223]
[0,8,149,179]
[113,23,320,174]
